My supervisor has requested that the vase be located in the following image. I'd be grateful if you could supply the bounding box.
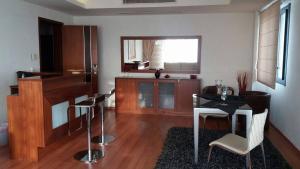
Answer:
[155,70,161,79]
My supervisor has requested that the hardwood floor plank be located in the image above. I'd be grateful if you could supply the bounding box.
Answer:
[0,112,299,169]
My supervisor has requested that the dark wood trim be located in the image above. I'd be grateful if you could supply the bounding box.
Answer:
[38,17,63,25]
[276,4,291,86]
[120,36,202,74]
[38,17,64,73]
[269,123,300,153]
[105,107,115,111]
[121,36,202,40]
[121,36,125,73]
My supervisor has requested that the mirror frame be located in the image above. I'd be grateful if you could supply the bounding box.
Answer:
[120,36,201,74]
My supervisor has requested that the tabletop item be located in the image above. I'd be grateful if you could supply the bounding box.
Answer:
[215,80,223,95]
[221,86,228,102]
[155,69,161,79]
[190,75,197,79]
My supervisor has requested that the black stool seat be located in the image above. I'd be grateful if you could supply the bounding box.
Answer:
[93,94,106,105]
[72,94,106,108]
[91,89,116,145]
[74,98,94,107]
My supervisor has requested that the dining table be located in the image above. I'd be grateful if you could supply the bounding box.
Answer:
[193,94,253,164]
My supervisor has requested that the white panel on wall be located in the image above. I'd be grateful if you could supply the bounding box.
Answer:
[75,95,89,117]
[51,101,69,129]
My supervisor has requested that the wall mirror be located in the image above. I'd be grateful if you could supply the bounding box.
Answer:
[121,36,201,74]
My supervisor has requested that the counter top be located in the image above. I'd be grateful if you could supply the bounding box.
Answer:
[115,76,200,80]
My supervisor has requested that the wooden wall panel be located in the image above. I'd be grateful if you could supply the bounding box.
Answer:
[115,78,137,114]
[7,80,45,161]
[7,96,23,159]
[62,26,84,72]
[91,26,98,66]
[7,76,92,161]
[176,79,201,114]
[91,26,99,93]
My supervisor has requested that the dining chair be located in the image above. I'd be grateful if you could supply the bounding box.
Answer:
[200,86,235,133]
[207,109,268,169]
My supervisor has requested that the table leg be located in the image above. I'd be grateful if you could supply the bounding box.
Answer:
[232,113,237,134]
[101,102,106,145]
[194,109,199,164]
[87,107,92,162]
[246,111,252,137]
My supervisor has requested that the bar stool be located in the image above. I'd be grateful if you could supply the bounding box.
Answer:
[91,89,116,145]
[67,103,83,136]
[71,95,105,163]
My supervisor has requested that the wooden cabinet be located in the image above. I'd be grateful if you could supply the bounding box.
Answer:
[136,80,156,114]
[176,79,201,113]
[115,78,137,114]
[157,80,177,113]
[7,75,91,161]
[116,77,201,116]
[62,25,99,94]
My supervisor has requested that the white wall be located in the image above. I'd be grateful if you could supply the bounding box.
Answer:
[0,0,73,126]
[252,0,300,150]
[74,13,255,95]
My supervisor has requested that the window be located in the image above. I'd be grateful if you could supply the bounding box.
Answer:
[257,1,280,88]
[162,39,198,63]
[276,4,291,85]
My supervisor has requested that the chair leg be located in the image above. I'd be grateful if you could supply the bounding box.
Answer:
[207,146,213,163]
[246,153,252,169]
[260,143,267,169]
[227,116,231,128]
[203,117,206,129]
[79,107,83,129]
[67,107,71,136]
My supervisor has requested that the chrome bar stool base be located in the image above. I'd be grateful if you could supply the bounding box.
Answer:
[74,149,103,163]
[91,135,115,145]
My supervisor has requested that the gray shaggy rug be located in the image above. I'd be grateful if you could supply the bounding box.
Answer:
[155,128,291,169]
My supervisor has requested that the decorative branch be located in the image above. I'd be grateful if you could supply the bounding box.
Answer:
[237,72,248,94]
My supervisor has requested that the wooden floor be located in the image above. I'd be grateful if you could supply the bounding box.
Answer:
[0,111,299,169]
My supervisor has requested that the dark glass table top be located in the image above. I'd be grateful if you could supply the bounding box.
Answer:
[193,94,252,115]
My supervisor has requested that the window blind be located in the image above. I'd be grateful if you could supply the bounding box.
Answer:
[257,1,280,88]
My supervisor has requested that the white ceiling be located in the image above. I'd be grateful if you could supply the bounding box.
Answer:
[24,0,268,16]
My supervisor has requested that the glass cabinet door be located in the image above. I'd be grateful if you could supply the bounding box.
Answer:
[158,82,175,110]
[138,82,154,109]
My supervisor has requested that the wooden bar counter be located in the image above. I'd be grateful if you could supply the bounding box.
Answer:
[7,75,93,161]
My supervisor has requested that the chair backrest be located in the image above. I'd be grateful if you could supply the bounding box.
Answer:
[247,109,268,151]
[202,86,235,95]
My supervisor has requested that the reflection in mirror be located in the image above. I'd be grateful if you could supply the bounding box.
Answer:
[121,36,201,73]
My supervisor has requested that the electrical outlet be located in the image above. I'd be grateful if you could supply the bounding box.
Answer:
[33,53,38,61]
[30,53,39,61]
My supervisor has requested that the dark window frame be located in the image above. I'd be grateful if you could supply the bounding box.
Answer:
[276,4,291,86]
